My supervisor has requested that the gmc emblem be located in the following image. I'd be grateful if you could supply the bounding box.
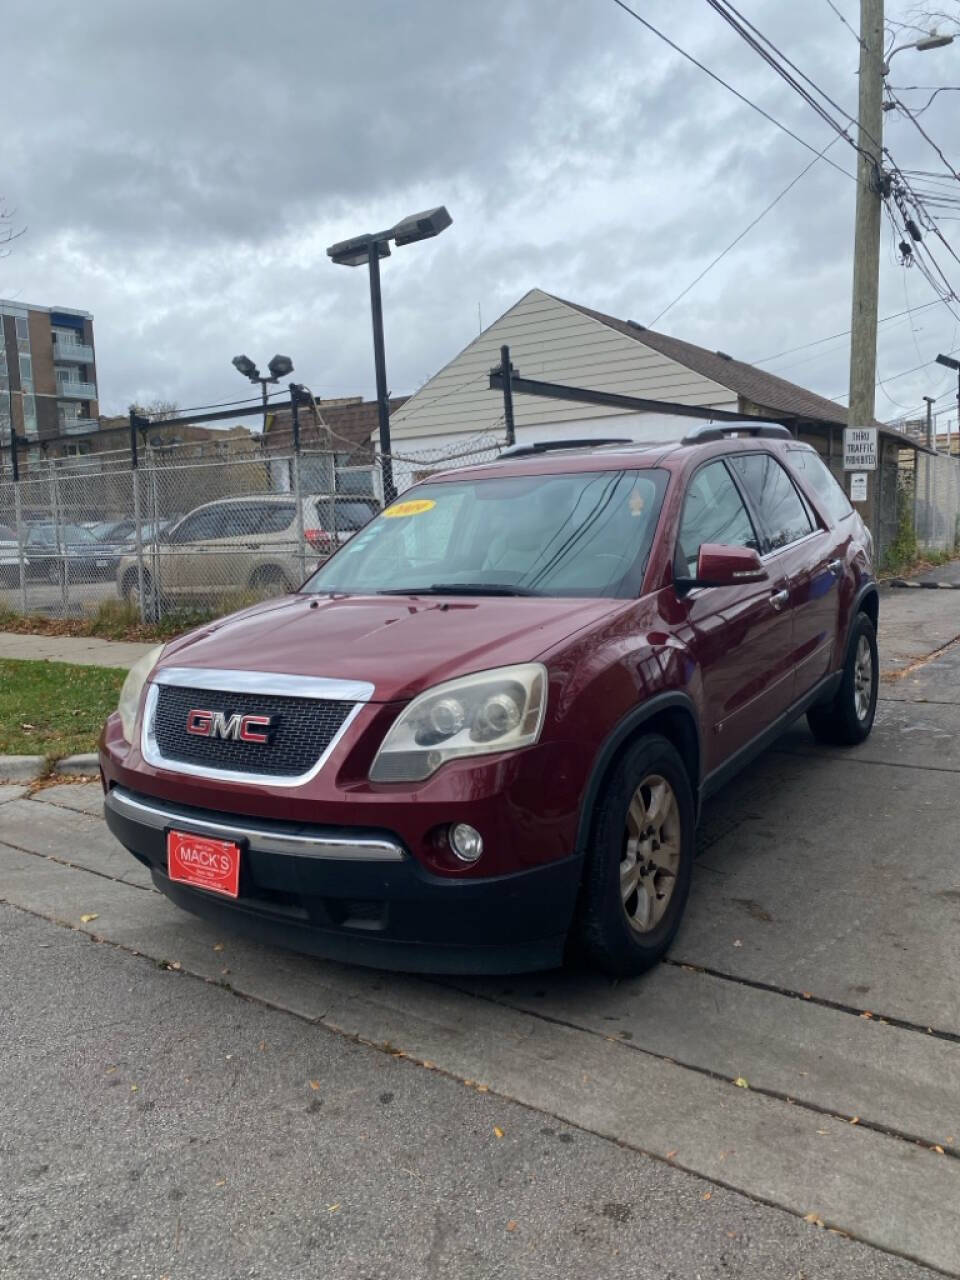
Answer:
[185,708,279,744]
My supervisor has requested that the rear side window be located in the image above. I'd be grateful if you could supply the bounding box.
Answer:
[788,449,853,523]
[676,460,760,577]
[258,504,296,534]
[729,454,814,553]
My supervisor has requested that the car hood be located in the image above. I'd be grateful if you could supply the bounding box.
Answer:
[156,592,624,702]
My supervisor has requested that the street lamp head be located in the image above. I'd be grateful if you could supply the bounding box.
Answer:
[267,354,294,380]
[390,206,453,247]
[936,353,960,372]
[232,354,260,380]
[915,31,954,51]
[327,235,391,267]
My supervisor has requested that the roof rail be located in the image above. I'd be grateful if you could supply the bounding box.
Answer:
[497,437,633,459]
[681,423,793,445]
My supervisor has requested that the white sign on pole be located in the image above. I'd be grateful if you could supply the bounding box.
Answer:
[843,427,878,471]
[850,472,868,502]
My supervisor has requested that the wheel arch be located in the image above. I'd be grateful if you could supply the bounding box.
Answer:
[575,691,702,853]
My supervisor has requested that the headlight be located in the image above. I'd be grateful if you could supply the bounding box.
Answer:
[117,644,165,742]
[369,663,548,782]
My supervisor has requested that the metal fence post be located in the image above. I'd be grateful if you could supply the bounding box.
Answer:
[128,410,149,621]
[48,465,70,616]
[12,481,28,615]
[290,385,307,584]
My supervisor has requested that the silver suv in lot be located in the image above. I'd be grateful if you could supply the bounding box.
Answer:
[117,494,379,605]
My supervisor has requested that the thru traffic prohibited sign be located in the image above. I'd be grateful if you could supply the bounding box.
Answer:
[844,427,877,470]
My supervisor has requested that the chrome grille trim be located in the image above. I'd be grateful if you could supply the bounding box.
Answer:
[141,667,372,787]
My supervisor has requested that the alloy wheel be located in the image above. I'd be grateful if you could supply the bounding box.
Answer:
[854,634,874,722]
[620,773,681,934]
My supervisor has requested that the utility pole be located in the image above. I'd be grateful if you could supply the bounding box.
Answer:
[847,0,885,542]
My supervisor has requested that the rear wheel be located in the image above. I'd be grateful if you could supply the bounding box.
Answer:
[249,565,293,597]
[807,612,878,746]
[574,734,695,977]
[122,568,153,610]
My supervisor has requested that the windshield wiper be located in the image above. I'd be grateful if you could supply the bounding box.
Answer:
[377,583,542,597]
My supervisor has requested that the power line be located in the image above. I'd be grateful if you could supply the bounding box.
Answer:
[752,300,942,364]
[148,387,292,418]
[704,0,878,156]
[823,0,866,47]
[649,135,842,326]
[609,0,857,181]
[829,341,960,400]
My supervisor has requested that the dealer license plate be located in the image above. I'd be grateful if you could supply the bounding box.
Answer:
[167,830,240,898]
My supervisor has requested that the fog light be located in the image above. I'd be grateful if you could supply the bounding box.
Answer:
[449,822,483,863]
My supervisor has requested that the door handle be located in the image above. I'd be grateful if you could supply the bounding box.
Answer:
[769,588,790,612]
[827,558,844,576]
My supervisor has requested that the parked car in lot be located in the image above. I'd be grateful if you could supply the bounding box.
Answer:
[101,425,878,977]
[115,494,378,605]
[24,522,121,584]
[0,522,29,586]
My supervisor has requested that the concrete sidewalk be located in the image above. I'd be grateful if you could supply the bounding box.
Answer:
[0,632,155,669]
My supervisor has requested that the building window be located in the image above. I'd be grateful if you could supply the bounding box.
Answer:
[63,441,92,457]
[22,394,38,439]
[19,354,33,392]
[14,316,29,353]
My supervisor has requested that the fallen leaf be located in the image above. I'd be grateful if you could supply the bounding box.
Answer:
[933,1145,945,1155]
[506,1220,518,1232]
[803,1213,824,1227]
[493,1126,505,1139]
[130,1085,138,1093]
[464,1079,476,1088]
[801,992,812,1000]
[215,1179,226,1188]
[732,939,743,948]
[259,1041,267,1052]
[702,1192,712,1201]
[733,1076,749,1089]
[422,1060,435,1069]
[79,913,98,924]
[476,1084,489,1093]
[860,1011,873,1020]
[213,943,224,952]
[849,1116,860,1125]
[309,1080,321,1091]
[105,1065,117,1074]
[665,1149,678,1160]
[816,1129,830,1136]
[327,1203,340,1213]
[947,1136,955,1145]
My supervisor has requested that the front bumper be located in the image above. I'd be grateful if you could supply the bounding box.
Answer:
[104,785,582,974]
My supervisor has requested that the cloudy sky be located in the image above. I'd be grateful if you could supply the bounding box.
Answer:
[2,0,959,431]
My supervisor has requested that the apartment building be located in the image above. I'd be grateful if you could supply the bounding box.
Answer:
[0,299,99,448]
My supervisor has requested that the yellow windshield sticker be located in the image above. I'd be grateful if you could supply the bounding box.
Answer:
[382,499,436,518]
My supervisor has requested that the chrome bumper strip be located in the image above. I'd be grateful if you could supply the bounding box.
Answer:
[106,786,406,862]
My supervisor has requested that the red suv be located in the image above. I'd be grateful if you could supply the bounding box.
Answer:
[101,425,878,977]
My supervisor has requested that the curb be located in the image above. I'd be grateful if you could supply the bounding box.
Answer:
[888,579,960,590]
[0,755,47,782]
[55,753,100,777]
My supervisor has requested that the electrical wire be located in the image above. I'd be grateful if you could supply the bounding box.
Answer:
[609,0,857,180]
[147,387,292,419]
[822,0,866,48]
[648,135,843,326]
[752,301,943,364]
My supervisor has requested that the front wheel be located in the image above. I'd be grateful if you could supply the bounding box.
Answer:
[807,612,878,746]
[573,734,695,978]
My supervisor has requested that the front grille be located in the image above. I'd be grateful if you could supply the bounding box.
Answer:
[152,684,354,777]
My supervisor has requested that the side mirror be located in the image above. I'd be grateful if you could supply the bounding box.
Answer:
[678,543,767,591]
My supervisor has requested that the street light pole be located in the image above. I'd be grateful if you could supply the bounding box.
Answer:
[367,240,395,503]
[327,206,452,507]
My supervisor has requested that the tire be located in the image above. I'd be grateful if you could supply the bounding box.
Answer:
[573,734,696,978]
[806,612,878,746]
[249,566,292,597]
[122,569,152,610]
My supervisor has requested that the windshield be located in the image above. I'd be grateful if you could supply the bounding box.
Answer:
[302,468,668,598]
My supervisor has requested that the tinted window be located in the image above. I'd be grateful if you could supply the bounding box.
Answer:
[304,469,669,599]
[676,461,760,578]
[258,504,296,534]
[788,449,853,523]
[171,506,229,542]
[729,454,814,553]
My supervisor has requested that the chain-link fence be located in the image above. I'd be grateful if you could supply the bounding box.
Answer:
[914,449,960,554]
[0,435,505,622]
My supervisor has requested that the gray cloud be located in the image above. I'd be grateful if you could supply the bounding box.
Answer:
[2,0,958,429]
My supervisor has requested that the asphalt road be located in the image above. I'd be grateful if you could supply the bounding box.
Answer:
[2,591,960,1277]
